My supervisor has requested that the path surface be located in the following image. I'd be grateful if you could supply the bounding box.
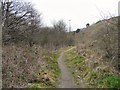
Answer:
[57,49,77,88]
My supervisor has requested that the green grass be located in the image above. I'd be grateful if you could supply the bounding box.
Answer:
[64,48,86,86]
[97,74,120,88]
[30,81,55,88]
[45,52,61,77]
[30,46,120,88]
[30,51,61,88]
[64,47,120,88]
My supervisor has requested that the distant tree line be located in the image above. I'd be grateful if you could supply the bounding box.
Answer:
[1,0,75,49]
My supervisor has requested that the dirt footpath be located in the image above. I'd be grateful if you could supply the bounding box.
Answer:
[57,51,77,88]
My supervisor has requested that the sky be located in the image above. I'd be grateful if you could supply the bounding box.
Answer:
[26,0,119,31]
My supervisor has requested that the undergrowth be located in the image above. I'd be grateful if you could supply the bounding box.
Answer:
[64,47,120,88]
[30,51,60,88]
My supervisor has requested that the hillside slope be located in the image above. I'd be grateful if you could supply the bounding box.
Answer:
[75,17,119,71]
[64,47,120,88]
[67,17,120,88]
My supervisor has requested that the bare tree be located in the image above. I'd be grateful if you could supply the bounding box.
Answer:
[53,20,67,31]
[1,0,43,45]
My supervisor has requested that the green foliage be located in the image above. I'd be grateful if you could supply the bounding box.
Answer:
[97,74,120,88]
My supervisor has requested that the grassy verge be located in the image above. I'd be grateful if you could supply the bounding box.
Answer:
[64,47,120,88]
[64,47,86,86]
[30,50,61,88]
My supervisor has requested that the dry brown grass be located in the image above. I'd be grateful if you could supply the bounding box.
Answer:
[2,45,46,88]
[65,47,120,88]
[75,17,119,72]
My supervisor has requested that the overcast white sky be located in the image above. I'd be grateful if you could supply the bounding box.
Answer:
[26,0,119,31]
